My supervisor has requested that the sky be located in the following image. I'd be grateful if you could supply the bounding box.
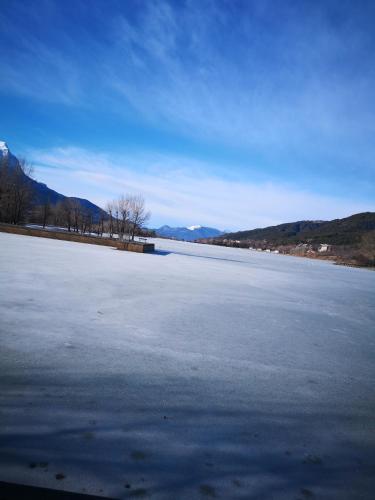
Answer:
[0,0,374,230]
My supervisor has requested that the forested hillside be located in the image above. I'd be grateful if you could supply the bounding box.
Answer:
[222,213,375,246]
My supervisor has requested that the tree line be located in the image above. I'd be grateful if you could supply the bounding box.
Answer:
[0,156,152,240]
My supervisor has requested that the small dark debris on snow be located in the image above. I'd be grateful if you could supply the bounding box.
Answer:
[131,450,147,460]
[199,484,216,497]
[300,487,315,497]
[128,488,148,497]
[303,454,322,465]
[29,461,49,469]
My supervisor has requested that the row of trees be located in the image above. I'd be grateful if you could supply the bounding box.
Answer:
[105,195,150,241]
[33,194,151,241]
[32,195,151,240]
[32,198,105,236]
[0,156,151,240]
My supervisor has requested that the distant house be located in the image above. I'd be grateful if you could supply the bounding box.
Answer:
[318,243,330,253]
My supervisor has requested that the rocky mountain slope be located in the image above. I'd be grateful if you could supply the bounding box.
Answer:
[0,141,106,220]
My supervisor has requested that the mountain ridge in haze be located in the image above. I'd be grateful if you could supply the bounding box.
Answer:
[156,224,223,241]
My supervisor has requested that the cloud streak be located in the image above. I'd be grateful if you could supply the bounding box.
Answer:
[31,146,373,230]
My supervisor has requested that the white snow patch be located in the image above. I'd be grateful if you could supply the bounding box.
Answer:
[0,140,9,153]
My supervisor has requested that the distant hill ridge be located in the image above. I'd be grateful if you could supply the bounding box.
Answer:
[156,225,223,241]
[221,212,375,246]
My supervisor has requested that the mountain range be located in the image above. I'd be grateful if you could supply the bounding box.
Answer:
[219,212,375,246]
[0,141,106,220]
[155,225,223,241]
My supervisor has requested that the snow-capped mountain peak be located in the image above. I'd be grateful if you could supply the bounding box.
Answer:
[0,141,9,154]
[156,225,223,241]
[0,140,19,168]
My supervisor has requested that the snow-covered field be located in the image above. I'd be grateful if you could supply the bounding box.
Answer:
[0,232,374,499]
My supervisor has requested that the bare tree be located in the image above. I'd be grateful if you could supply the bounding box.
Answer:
[80,209,93,235]
[58,199,73,232]
[98,212,105,237]
[0,156,34,224]
[128,195,150,241]
[113,201,120,237]
[105,201,114,238]
[69,199,82,233]
[117,195,131,240]
[37,194,52,228]
[0,156,11,221]
[32,196,51,228]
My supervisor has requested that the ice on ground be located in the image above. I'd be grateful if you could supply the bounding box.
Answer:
[0,233,374,499]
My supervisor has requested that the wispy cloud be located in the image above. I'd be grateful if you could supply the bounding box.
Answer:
[1,1,375,166]
[30,146,373,229]
[0,4,82,104]
[1,0,374,214]
[106,0,375,165]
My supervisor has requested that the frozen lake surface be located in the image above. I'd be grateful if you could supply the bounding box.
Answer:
[0,232,374,499]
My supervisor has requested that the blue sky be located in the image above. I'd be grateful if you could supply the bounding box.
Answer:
[0,0,374,229]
